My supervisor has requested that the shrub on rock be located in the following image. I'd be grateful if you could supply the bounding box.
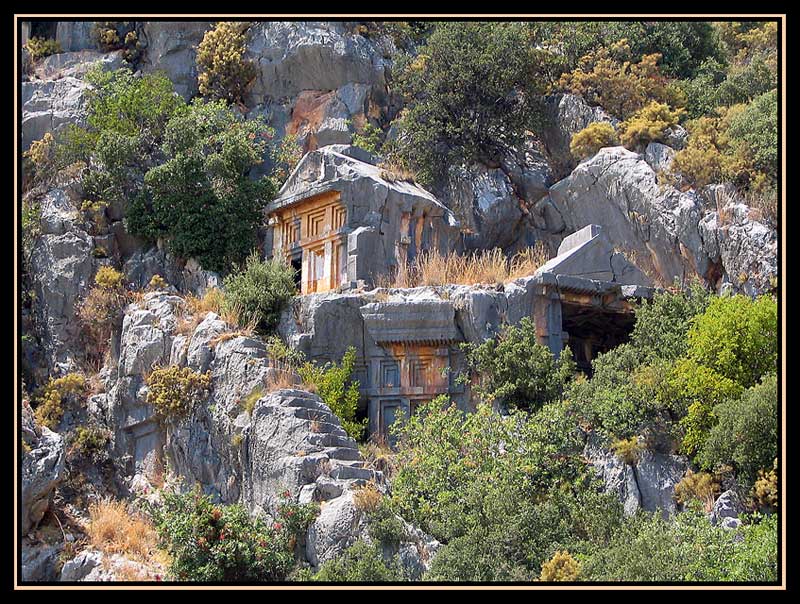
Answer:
[570,122,619,160]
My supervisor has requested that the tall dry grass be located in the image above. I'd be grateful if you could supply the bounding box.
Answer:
[382,242,549,289]
[86,499,158,562]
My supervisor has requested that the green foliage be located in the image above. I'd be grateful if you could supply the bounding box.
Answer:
[570,121,618,161]
[151,488,317,582]
[33,373,87,430]
[686,294,777,388]
[128,101,275,272]
[298,347,365,440]
[25,37,62,60]
[308,540,403,582]
[391,397,584,546]
[265,335,306,369]
[460,317,575,411]
[69,425,111,462]
[579,509,777,582]
[698,374,778,484]
[21,198,42,263]
[145,365,212,422]
[54,68,186,214]
[617,101,685,150]
[630,281,711,362]
[726,89,778,183]
[221,251,296,333]
[352,122,384,155]
[197,21,257,104]
[664,358,743,455]
[567,344,663,441]
[270,132,303,185]
[392,22,553,186]
[366,499,407,547]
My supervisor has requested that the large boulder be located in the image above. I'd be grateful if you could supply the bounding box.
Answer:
[541,93,619,179]
[138,21,214,99]
[32,50,125,81]
[21,402,66,536]
[21,76,90,151]
[54,21,96,52]
[584,432,688,518]
[711,490,744,526]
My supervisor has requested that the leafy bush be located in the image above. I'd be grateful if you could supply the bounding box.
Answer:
[352,122,384,155]
[686,294,777,388]
[308,540,402,582]
[151,488,317,581]
[569,121,619,160]
[24,37,62,60]
[660,358,743,455]
[630,281,711,362]
[145,365,212,422]
[726,89,778,183]
[128,101,275,272]
[221,251,296,333]
[580,509,777,581]
[197,21,257,104]
[567,344,662,441]
[298,347,365,440]
[555,39,683,119]
[540,550,581,582]
[55,68,186,213]
[23,133,56,183]
[270,132,303,185]
[69,425,111,462]
[460,317,575,411]
[366,499,408,547]
[392,22,553,185]
[617,101,685,150]
[91,22,141,61]
[698,374,778,484]
[33,373,87,429]
[610,437,641,465]
[391,398,583,545]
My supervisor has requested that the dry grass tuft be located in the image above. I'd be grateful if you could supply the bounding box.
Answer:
[359,436,398,481]
[352,482,383,513]
[263,368,301,392]
[86,499,158,562]
[185,287,225,316]
[385,242,550,288]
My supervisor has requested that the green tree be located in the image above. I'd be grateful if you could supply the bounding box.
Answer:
[630,281,711,362]
[392,22,553,185]
[461,317,575,411]
[727,89,778,183]
[686,294,777,388]
[127,100,276,272]
[698,374,778,484]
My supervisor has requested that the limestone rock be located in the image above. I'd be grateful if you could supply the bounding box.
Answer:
[54,21,96,52]
[21,76,90,151]
[541,93,619,179]
[139,21,214,99]
[21,404,66,535]
[644,142,676,174]
[584,432,641,516]
[711,490,744,526]
[21,541,62,582]
[59,549,103,582]
[634,449,688,518]
[33,50,125,81]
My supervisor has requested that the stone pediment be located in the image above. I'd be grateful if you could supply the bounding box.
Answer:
[360,299,462,345]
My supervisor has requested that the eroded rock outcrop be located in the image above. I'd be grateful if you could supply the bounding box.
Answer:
[542,146,777,295]
[21,402,66,536]
[103,291,438,574]
[584,432,688,519]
